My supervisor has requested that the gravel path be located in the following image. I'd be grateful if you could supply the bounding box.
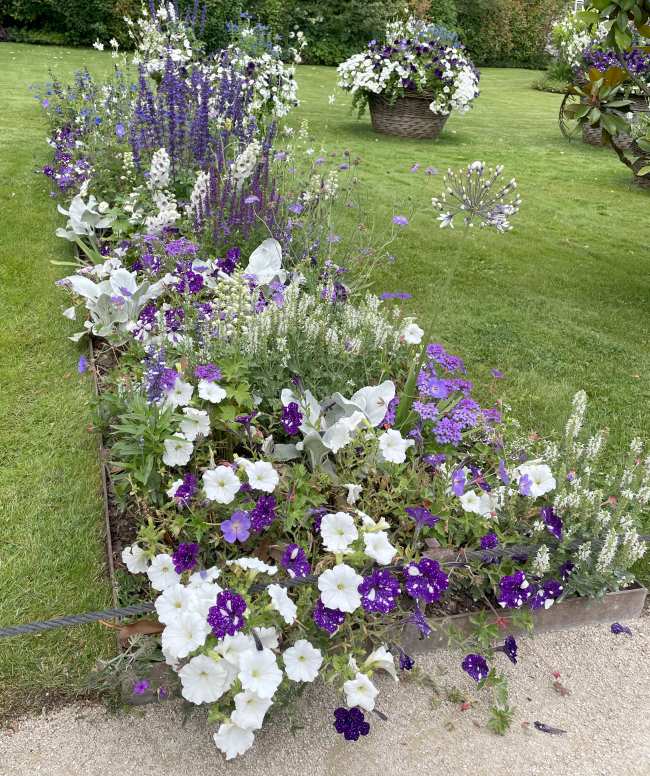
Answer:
[1,618,649,776]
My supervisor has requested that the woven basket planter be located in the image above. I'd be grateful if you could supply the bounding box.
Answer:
[582,94,650,148]
[368,92,449,139]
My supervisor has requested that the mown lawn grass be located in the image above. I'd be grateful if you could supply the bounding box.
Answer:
[0,43,116,718]
[0,44,647,718]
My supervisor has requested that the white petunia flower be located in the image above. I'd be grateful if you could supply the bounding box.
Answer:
[318,563,363,612]
[216,633,256,669]
[203,466,240,503]
[322,411,366,453]
[161,610,210,660]
[189,566,220,585]
[254,626,279,650]
[320,511,358,554]
[344,483,363,505]
[226,557,278,576]
[213,722,255,760]
[267,584,297,624]
[343,672,378,711]
[162,437,193,467]
[147,553,181,590]
[347,381,396,426]
[238,648,283,698]
[282,639,323,682]
[166,479,183,498]
[180,407,210,441]
[516,463,556,498]
[244,238,286,285]
[198,380,227,403]
[165,378,193,408]
[401,320,424,344]
[378,429,415,464]
[121,543,149,574]
[178,654,233,704]
[230,691,273,731]
[63,305,77,320]
[235,457,279,493]
[459,490,494,517]
[155,583,195,624]
[363,531,396,565]
[363,645,398,682]
[188,580,223,619]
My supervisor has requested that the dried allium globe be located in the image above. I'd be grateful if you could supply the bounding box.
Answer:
[431,161,521,232]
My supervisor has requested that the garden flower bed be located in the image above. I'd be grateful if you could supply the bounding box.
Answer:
[33,1,648,762]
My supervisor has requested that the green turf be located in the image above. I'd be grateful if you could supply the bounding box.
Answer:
[0,44,115,717]
[0,45,648,715]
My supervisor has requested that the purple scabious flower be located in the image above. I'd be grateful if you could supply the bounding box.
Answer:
[480,533,499,550]
[358,569,400,614]
[250,494,277,533]
[497,570,532,609]
[392,215,408,226]
[405,506,440,528]
[280,543,310,578]
[281,402,302,435]
[207,590,247,638]
[194,363,222,382]
[174,472,197,506]
[540,506,563,541]
[611,622,632,636]
[132,679,150,695]
[333,707,370,741]
[221,511,251,543]
[404,558,449,603]
[313,599,345,634]
[462,653,489,682]
[502,635,518,664]
[172,542,200,574]
[529,579,563,610]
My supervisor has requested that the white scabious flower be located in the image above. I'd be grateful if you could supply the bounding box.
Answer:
[282,639,323,682]
[343,672,378,711]
[320,511,358,554]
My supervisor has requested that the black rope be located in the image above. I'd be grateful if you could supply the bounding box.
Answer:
[1,535,647,639]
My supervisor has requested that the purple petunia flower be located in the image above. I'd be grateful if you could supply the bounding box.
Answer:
[280,543,310,578]
[333,707,370,741]
[559,560,574,580]
[462,653,489,682]
[132,679,150,695]
[174,472,197,506]
[281,402,303,436]
[540,506,563,541]
[207,590,247,638]
[409,603,432,637]
[410,164,420,173]
[115,122,126,138]
[423,453,446,470]
[529,579,563,610]
[519,474,533,497]
[250,494,277,533]
[502,635,518,664]
[404,558,448,603]
[399,650,415,670]
[358,569,400,614]
[480,533,499,550]
[497,570,532,609]
[221,511,251,543]
[171,542,200,574]
[498,459,510,485]
[611,622,632,636]
[451,468,466,497]
[392,215,408,226]
[491,368,504,379]
[313,599,345,634]
[405,506,440,528]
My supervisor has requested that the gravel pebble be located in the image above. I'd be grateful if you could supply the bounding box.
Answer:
[1,618,648,776]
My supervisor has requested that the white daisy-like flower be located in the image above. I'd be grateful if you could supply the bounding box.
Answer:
[267,584,297,624]
[121,543,148,574]
[213,721,255,760]
[230,691,273,731]
[318,563,363,612]
[147,553,181,591]
[165,378,194,408]
[178,654,233,704]
[226,557,278,576]
[363,645,398,682]
[198,380,227,403]
[401,320,424,344]
[344,483,363,505]
[235,457,279,493]
[343,672,378,711]
[203,466,241,503]
[238,648,283,698]
[363,531,396,565]
[320,511,358,554]
[515,463,557,498]
[378,429,415,464]
[180,407,210,441]
[154,583,195,625]
[161,610,210,660]
[162,436,193,467]
[282,639,323,682]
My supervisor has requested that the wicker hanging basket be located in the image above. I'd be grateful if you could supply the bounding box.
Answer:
[610,135,650,188]
[368,92,449,139]
[582,94,650,147]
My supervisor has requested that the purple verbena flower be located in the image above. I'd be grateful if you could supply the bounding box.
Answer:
[480,533,499,550]
[194,363,222,382]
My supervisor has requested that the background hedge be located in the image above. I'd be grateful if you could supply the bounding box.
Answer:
[0,0,569,69]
